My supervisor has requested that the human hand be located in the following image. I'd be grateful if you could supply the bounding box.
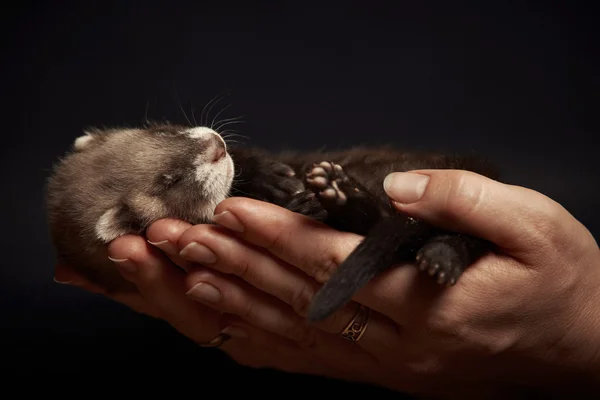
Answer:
[53,220,358,381]
[169,169,600,398]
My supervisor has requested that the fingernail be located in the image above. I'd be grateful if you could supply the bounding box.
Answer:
[383,172,430,204]
[147,239,177,255]
[108,257,137,273]
[221,325,249,338]
[186,282,222,303]
[179,242,217,264]
[212,211,244,233]
[53,277,72,284]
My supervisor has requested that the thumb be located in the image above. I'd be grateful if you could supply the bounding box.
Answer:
[383,169,578,260]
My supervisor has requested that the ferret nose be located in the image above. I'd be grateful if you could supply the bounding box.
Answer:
[211,133,227,163]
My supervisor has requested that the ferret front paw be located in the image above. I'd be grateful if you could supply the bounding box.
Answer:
[415,241,466,286]
[248,160,305,205]
[285,190,328,221]
[305,161,355,205]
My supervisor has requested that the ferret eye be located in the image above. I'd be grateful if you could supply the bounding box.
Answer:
[162,174,182,187]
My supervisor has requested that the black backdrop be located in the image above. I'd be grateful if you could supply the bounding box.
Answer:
[2,0,597,395]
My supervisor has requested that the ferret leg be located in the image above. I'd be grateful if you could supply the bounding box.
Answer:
[304,161,389,235]
[415,234,490,286]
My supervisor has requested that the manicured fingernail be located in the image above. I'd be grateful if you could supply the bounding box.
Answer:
[179,242,217,264]
[186,282,222,303]
[53,277,72,284]
[147,239,177,255]
[383,172,430,204]
[221,326,249,338]
[108,257,137,273]
[212,211,244,233]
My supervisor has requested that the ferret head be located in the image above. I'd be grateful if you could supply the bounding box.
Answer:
[48,123,235,246]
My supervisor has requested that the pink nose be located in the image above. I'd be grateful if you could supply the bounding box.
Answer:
[211,134,226,162]
[212,146,226,162]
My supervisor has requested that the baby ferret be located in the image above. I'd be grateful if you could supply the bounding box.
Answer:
[46,123,499,321]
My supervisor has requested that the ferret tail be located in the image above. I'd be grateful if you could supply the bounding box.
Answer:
[306,214,431,322]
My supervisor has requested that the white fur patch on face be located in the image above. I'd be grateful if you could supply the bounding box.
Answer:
[186,126,218,140]
[73,134,95,151]
[95,206,130,243]
[192,153,235,220]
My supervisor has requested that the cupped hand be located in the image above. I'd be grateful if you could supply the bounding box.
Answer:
[164,169,600,397]
[54,220,362,382]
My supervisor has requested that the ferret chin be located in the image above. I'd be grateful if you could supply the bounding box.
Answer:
[46,122,500,320]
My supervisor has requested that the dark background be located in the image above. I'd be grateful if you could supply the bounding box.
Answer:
[2,0,597,394]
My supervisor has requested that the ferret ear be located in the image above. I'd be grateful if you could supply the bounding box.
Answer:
[94,204,141,243]
[73,130,98,151]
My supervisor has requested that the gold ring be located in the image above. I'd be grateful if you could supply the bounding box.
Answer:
[340,304,371,342]
[197,333,231,348]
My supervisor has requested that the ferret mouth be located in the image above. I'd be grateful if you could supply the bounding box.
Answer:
[226,155,233,179]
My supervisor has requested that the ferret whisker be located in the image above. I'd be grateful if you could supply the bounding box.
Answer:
[200,93,222,126]
[174,92,193,127]
[223,130,246,136]
[223,139,240,146]
[223,139,242,147]
[215,121,245,133]
[220,130,247,140]
[220,129,242,135]
[213,115,245,130]
[190,100,198,126]
[214,120,245,133]
[229,188,254,198]
[204,93,229,126]
[210,104,233,129]
[221,131,249,141]
[143,99,151,125]
[215,120,246,130]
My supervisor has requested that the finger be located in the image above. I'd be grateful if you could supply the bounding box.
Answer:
[384,169,586,261]
[145,218,197,271]
[219,315,379,384]
[185,263,321,345]
[107,234,223,343]
[211,197,363,284]
[178,224,322,318]
[54,262,82,285]
[178,230,404,359]
[133,220,385,350]
[209,198,432,324]
[151,211,420,335]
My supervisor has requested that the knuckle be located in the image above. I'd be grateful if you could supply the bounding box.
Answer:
[281,316,316,346]
[146,218,191,241]
[408,355,444,380]
[288,324,318,349]
[187,269,217,285]
[179,223,213,246]
[231,256,252,280]
[308,248,340,284]
[240,299,256,320]
[319,306,350,333]
[264,224,292,255]
[440,172,486,222]
[290,281,318,317]
[527,198,567,246]
[296,328,319,349]
[425,303,463,335]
